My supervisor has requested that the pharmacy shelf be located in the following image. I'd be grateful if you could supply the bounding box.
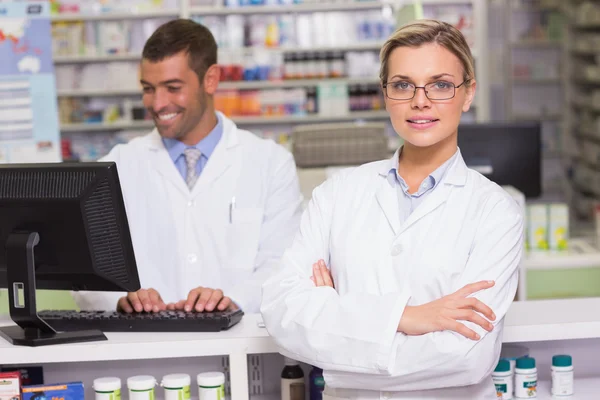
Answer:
[219,77,380,90]
[57,88,141,97]
[56,77,381,97]
[52,43,383,64]
[231,110,389,125]
[59,111,390,132]
[54,54,142,64]
[189,1,384,15]
[60,120,154,132]
[523,238,600,270]
[50,9,179,22]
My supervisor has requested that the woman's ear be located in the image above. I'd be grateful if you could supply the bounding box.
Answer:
[462,79,477,112]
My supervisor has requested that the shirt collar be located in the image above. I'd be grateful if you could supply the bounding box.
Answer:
[161,113,224,163]
[386,146,459,191]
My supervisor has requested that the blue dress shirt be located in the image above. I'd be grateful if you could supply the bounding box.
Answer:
[161,114,224,181]
[387,147,458,225]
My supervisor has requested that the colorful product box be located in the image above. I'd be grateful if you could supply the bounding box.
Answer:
[0,371,21,400]
[22,382,84,400]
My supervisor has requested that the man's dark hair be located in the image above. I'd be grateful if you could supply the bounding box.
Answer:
[142,19,218,83]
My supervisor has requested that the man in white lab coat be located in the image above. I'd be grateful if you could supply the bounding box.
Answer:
[73,19,303,314]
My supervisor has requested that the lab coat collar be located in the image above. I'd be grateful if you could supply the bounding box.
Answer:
[376,147,468,235]
[142,111,241,198]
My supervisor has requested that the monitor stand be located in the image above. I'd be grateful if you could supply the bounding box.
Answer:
[0,231,107,346]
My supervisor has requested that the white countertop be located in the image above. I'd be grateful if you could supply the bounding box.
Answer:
[1,298,600,364]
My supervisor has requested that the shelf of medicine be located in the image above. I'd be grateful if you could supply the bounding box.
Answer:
[52,43,384,64]
[53,54,142,64]
[59,111,390,132]
[60,120,154,132]
[50,9,180,22]
[189,1,385,16]
[231,110,389,125]
[57,77,381,97]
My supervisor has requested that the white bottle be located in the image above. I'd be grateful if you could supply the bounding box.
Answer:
[515,357,537,398]
[127,375,156,400]
[197,372,225,400]
[492,359,513,399]
[161,374,191,400]
[93,377,121,400]
[551,354,574,396]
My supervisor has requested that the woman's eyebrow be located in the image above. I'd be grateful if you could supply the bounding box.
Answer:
[388,73,455,80]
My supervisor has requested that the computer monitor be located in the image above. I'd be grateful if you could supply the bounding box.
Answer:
[0,162,141,346]
[457,121,542,198]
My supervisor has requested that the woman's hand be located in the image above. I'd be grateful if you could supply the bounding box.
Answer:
[398,280,496,340]
[310,259,334,288]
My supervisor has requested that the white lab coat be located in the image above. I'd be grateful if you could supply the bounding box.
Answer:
[260,149,524,399]
[73,112,303,312]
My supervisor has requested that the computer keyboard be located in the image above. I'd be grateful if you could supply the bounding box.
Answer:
[38,309,244,333]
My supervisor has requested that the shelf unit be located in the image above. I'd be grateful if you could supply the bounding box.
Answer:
[502,0,568,201]
[564,0,600,219]
[52,0,491,137]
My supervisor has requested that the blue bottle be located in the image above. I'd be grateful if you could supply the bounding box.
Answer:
[309,366,324,400]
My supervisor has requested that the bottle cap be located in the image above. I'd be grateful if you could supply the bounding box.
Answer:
[197,372,225,387]
[494,359,511,373]
[552,354,572,367]
[516,356,536,369]
[161,374,191,389]
[94,377,121,392]
[127,375,156,391]
[284,357,299,366]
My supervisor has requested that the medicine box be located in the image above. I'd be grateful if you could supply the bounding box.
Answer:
[22,382,84,400]
[0,371,21,400]
[527,204,549,251]
[549,203,569,251]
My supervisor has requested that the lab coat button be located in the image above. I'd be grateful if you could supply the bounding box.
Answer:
[187,254,197,263]
[187,201,194,207]
[391,244,403,256]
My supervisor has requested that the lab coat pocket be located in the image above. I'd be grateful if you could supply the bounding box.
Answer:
[227,207,263,270]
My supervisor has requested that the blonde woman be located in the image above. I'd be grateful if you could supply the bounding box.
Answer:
[260,20,524,399]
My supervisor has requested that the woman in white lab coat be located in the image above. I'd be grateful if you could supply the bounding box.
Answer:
[260,20,524,399]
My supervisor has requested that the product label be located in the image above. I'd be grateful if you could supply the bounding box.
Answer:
[495,383,507,393]
[522,381,537,397]
[551,371,574,395]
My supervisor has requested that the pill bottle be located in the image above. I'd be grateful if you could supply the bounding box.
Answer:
[93,377,121,400]
[127,375,156,400]
[492,359,513,399]
[515,357,537,398]
[161,374,191,400]
[197,372,225,400]
[281,357,305,400]
[551,354,574,396]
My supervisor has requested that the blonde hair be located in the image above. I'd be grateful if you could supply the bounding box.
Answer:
[379,19,474,86]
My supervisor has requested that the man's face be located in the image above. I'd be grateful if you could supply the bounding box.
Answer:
[140,51,207,141]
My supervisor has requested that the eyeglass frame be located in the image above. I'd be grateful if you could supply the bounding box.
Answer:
[381,78,472,101]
